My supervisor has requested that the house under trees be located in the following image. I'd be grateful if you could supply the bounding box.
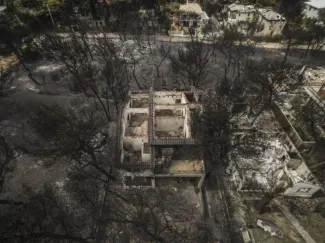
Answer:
[223,3,286,36]
[169,2,209,37]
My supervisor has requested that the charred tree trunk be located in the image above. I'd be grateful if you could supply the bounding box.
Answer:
[282,37,292,66]
[254,194,273,214]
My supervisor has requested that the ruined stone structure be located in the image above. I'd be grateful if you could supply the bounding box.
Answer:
[116,86,205,187]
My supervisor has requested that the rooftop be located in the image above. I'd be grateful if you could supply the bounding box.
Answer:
[305,0,325,9]
[258,8,285,21]
[227,3,256,12]
[179,3,203,14]
[201,11,209,20]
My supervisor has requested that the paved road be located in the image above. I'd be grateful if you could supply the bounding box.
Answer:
[53,32,325,67]
[162,41,325,68]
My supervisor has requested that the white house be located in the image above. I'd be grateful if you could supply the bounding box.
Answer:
[303,0,325,19]
[224,3,256,23]
[0,0,7,12]
[224,3,286,36]
[179,3,209,29]
[256,9,286,36]
[169,2,209,37]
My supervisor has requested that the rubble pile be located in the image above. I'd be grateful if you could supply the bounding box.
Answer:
[304,67,325,87]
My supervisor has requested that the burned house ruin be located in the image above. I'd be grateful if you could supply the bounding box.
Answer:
[116,86,205,187]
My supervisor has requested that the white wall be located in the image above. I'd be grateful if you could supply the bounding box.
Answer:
[119,99,130,163]
[141,153,151,162]
[122,100,131,140]
[284,182,321,198]
[183,110,187,137]
[183,109,191,138]
[228,11,255,23]
[127,108,149,113]
[256,18,286,36]
[226,9,285,36]
[155,117,185,131]
[181,93,188,104]
[304,5,320,19]
[154,95,182,105]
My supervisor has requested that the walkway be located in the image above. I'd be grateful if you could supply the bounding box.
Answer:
[274,199,316,243]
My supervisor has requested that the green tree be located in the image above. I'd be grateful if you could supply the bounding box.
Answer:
[278,0,307,65]
[278,0,306,22]
[239,0,276,7]
[319,8,325,22]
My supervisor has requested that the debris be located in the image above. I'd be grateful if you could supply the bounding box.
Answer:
[304,67,325,86]
[256,219,284,238]
[165,214,172,222]
[241,230,252,243]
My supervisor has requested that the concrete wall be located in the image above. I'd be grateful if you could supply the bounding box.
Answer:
[228,11,254,23]
[127,108,149,113]
[181,93,188,104]
[155,104,188,110]
[271,102,315,150]
[130,93,149,98]
[141,153,151,162]
[119,97,149,163]
[155,91,183,96]
[154,95,182,105]
[118,99,131,163]
[191,86,199,102]
[168,30,184,37]
[295,162,313,181]
[155,117,185,131]
[183,109,191,138]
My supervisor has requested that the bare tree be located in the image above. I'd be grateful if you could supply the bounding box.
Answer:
[1,100,117,242]
[105,187,214,243]
[148,44,171,79]
[231,132,293,213]
[298,20,325,59]
[0,135,15,196]
[170,37,212,88]
[243,59,306,124]
[100,58,130,114]
[20,101,115,182]
[39,30,132,121]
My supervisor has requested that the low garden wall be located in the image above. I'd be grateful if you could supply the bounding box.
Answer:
[271,102,315,150]
[168,30,184,37]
